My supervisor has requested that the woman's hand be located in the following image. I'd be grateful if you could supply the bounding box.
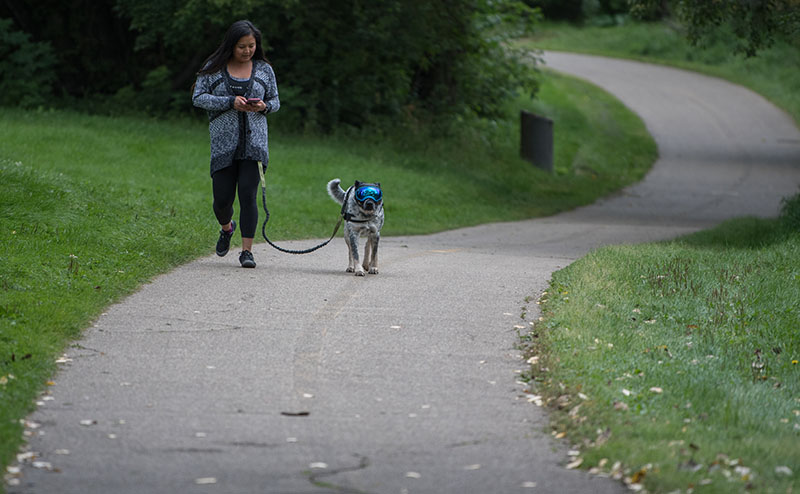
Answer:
[233,96,249,112]
[234,96,266,112]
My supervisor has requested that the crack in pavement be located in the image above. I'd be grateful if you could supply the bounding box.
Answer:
[308,454,373,494]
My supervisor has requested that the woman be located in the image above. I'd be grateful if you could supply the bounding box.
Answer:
[192,20,279,268]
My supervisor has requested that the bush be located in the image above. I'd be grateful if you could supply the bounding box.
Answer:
[0,18,57,107]
[525,0,584,21]
[780,190,800,230]
[117,0,541,131]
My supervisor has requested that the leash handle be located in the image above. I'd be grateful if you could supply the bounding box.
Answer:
[258,161,342,255]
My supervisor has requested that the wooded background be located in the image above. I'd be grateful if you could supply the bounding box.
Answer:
[1,0,797,130]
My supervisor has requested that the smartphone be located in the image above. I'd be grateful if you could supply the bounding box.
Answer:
[245,98,261,105]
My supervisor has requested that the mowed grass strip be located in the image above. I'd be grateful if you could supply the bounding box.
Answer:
[0,69,655,473]
[520,197,800,493]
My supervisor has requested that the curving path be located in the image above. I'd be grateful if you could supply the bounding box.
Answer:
[9,53,800,494]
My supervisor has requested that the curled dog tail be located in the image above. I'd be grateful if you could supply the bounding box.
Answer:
[327,178,346,205]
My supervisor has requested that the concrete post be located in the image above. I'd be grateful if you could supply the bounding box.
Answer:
[520,110,553,172]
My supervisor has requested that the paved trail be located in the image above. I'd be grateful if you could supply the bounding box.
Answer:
[10,53,800,494]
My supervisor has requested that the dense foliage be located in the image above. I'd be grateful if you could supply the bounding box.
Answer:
[629,0,800,56]
[526,0,800,56]
[0,0,539,130]
[0,18,56,108]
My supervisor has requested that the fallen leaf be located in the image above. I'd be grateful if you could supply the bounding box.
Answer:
[521,481,538,488]
[622,389,631,396]
[649,387,663,394]
[463,464,481,470]
[194,477,217,485]
[613,401,629,411]
[309,462,328,469]
[405,471,422,479]
[775,466,793,476]
[566,458,583,469]
[79,420,96,426]
[679,459,703,472]
[17,452,36,462]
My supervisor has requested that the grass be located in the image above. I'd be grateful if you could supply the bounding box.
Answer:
[519,199,800,493]
[518,21,800,125]
[513,21,800,493]
[0,67,656,479]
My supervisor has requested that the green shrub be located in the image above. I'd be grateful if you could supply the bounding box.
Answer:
[0,18,57,108]
[780,191,800,230]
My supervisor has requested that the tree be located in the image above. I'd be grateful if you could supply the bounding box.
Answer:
[2,0,540,128]
[115,0,540,129]
[0,18,56,107]
[629,0,800,56]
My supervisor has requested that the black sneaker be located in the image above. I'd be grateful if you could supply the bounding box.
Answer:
[216,220,236,257]
[239,250,256,268]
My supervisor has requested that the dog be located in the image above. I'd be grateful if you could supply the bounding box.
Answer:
[327,179,384,276]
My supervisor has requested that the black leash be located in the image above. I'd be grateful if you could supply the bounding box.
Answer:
[258,161,342,255]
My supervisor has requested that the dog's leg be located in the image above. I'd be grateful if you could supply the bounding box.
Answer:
[347,230,366,276]
[368,233,379,274]
[362,237,371,273]
[344,225,356,273]
[364,234,379,274]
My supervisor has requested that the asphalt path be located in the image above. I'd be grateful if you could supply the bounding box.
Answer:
[9,53,800,494]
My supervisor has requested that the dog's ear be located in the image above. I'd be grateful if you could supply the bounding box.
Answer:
[354,180,362,188]
[376,182,381,189]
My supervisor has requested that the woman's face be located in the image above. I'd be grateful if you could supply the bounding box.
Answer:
[232,35,256,64]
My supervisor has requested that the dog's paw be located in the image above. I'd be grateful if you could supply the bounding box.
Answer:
[354,267,367,276]
[346,267,355,273]
[368,267,379,275]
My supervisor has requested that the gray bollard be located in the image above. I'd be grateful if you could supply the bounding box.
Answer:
[520,110,553,172]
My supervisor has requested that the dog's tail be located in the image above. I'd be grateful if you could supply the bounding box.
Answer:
[327,179,347,205]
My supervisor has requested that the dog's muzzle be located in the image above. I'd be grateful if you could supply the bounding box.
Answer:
[355,185,382,212]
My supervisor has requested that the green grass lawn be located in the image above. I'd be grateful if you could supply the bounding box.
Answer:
[0,67,656,476]
[520,202,800,494]
[516,21,800,493]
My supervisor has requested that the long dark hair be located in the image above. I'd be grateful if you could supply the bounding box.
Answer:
[198,20,269,75]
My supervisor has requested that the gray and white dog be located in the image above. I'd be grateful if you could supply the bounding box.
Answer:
[327,179,384,276]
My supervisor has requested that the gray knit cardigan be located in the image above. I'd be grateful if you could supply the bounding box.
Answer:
[192,60,280,176]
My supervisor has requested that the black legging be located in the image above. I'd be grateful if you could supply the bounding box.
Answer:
[211,159,260,238]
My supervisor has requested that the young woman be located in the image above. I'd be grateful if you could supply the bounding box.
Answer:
[192,20,279,268]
